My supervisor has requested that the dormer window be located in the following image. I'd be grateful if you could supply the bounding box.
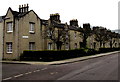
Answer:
[29,22,35,34]
[7,22,13,33]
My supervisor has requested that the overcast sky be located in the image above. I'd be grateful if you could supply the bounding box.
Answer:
[0,0,119,30]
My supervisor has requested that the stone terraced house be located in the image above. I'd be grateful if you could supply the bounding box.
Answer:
[0,4,120,60]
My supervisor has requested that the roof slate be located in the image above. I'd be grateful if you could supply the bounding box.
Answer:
[8,7,40,19]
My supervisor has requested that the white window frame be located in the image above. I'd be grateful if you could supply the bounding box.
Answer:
[65,43,69,50]
[29,22,35,33]
[6,42,12,53]
[48,43,52,50]
[75,43,77,49]
[29,42,35,50]
[7,22,13,33]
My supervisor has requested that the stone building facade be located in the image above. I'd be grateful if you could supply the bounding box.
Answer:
[2,4,42,59]
[0,16,4,59]
[1,4,120,60]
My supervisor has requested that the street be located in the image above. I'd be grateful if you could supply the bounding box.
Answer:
[2,52,119,81]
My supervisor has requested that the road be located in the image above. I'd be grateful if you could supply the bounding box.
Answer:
[2,52,119,81]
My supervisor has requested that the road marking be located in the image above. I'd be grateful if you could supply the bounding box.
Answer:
[25,72,29,75]
[50,73,54,75]
[50,72,58,75]
[25,72,32,75]
[3,68,47,80]
[41,68,47,70]
[3,77,12,80]
[14,74,23,78]
[33,70,37,72]
[36,70,40,72]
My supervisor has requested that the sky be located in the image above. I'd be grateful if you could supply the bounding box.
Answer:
[0,0,119,30]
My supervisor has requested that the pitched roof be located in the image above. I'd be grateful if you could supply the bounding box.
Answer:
[41,19,48,25]
[69,26,79,31]
[6,7,40,19]
[0,16,5,22]
[52,20,65,28]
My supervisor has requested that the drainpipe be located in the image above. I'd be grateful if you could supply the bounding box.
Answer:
[2,18,5,60]
[17,18,20,60]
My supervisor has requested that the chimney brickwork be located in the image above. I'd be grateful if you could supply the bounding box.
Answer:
[19,4,29,13]
[70,19,78,27]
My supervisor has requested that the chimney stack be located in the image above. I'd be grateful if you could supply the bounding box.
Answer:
[70,19,78,27]
[83,23,90,29]
[19,4,29,13]
[50,13,61,23]
[19,5,22,12]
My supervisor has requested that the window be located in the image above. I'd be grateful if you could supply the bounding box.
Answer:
[6,42,12,53]
[74,32,77,39]
[7,22,13,32]
[115,43,117,47]
[75,43,77,49]
[93,42,96,49]
[29,22,35,33]
[48,43,52,50]
[29,42,35,50]
[65,43,69,50]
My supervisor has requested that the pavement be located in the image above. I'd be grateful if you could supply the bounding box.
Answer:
[1,51,120,65]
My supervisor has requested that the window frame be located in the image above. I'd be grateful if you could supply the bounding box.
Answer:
[29,42,35,50]
[29,22,35,33]
[6,42,12,53]
[65,43,69,50]
[75,43,77,49]
[48,43,52,50]
[74,32,77,39]
[7,22,13,33]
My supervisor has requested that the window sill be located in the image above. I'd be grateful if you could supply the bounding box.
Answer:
[7,31,13,33]
[7,52,13,54]
[29,31,35,34]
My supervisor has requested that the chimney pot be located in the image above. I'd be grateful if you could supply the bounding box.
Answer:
[19,4,29,13]
[19,5,21,8]
[24,4,26,7]
[26,4,29,12]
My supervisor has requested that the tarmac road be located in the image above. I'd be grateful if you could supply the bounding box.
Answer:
[2,52,119,81]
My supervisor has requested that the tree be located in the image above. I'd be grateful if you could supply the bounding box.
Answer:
[43,22,69,50]
[79,23,92,48]
[107,31,116,48]
[93,26,109,48]
[107,31,120,48]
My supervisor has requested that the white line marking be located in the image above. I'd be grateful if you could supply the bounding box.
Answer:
[14,74,23,78]
[3,77,12,80]
[50,73,54,75]
[25,72,32,75]
[33,70,37,72]
[50,72,58,75]
[36,70,40,72]
[41,68,47,70]
[25,73,28,75]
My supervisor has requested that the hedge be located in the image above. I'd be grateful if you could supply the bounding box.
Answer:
[20,48,97,61]
[20,48,120,62]
[99,47,120,53]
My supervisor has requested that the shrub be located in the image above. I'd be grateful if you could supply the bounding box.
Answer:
[20,48,98,61]
[99,48,120,53]
[20,48,120,62]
